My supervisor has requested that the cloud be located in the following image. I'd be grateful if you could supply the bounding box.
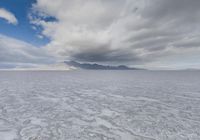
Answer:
[30,0,200,68]
[0,8,18,25]
[0,34,54,68]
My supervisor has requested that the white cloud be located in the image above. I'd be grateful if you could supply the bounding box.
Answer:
[0,34,54,68]
[29,0,200,68]
[0,8,18,25]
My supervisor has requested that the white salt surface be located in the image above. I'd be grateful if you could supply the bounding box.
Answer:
[0,70,200,140]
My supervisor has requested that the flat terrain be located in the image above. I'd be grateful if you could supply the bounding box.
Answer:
[0,70,200,140]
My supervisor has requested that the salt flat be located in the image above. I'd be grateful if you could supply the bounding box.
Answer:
[0,70,200,140]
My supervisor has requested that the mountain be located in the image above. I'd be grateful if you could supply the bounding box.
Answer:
[64,61,144,70]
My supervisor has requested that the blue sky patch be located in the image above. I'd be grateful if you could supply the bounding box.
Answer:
[0,0,49,47]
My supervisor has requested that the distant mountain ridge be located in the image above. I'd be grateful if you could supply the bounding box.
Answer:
[65,61,144,70]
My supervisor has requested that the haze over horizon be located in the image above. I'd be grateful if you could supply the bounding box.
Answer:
[1,0,200,70]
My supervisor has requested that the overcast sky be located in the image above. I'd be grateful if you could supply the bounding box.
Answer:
[0,0,200,69]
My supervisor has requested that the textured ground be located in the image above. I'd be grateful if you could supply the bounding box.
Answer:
[0,70,200,140]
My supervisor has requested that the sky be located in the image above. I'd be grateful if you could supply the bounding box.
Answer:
[0,0,200,70]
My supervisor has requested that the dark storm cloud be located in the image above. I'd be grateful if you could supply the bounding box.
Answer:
[58,39,140,62]
[72,48,140,62]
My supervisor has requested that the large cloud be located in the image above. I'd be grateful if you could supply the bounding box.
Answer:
[0,8,18,25]
[0,34,54,68]
[30,0,200,68]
